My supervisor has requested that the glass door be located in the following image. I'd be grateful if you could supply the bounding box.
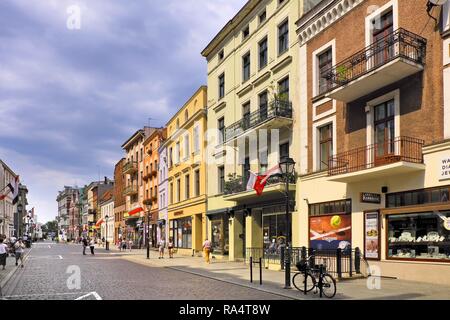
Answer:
[374,99,395,163]
[372,11,394,67]
[243,157,250,184]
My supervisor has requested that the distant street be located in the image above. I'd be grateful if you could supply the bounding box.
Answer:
[1,240,286,300]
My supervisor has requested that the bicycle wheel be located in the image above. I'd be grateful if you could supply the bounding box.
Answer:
[321,274,337,298]
[293,272,315,293]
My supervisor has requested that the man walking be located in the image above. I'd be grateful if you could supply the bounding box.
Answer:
[14,239,25,268]
[202,238,212,264]
[0,238,8,270]
[89,237,95,255]
[82,237,88,255]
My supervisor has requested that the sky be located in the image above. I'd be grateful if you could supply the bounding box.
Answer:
[0,0,246,224]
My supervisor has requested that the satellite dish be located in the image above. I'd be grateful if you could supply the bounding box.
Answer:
[429,0,448,5]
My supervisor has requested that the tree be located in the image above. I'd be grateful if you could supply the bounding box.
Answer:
[44,220,58,234]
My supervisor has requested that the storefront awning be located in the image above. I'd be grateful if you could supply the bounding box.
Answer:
[124,207,144,219]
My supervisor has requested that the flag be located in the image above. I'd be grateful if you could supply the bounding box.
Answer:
[0,176,19,203]
[247,165,282,196]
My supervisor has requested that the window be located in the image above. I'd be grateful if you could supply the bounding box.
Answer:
[184,110,189,123]
[218,166,225,194]
[218,49,224,61]
[170,183,173,204]
[242,52,251,82]
[177,179,181,203]
[140,148,143,161]
[259,91,268,121]
[194,170,200,197]
[259,10,266,24]
[218,117,225,144]
[387,211,450,261]
[193,125,200,153]
[259,37,268,69]
[372,11,394,65]
[184,134,190,160]
[170,217,192,249]
[242,25,250,39]
[278,77,289,100]
[259,148,268,173]
[140,171,143,186]
[443,2,450,33]
[374,99,395,158]
[176,119,180,130]
[318,48,333,95]
[278,0,286,5]
[242,102,251,130]
[169,147,173,167]
[280,142,289,160]
[386,186,450,208]
[309,199,352,216]
[319,124,333,170]
[278,20,289,55]
[218,73,225,99]
[175,142,180,164]
[185,175,190,200]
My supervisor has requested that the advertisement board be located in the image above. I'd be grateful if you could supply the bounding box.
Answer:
[309,214,352,250]
[364,211,380,260]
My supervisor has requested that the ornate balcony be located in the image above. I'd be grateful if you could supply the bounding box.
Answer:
[224,99,293,143]
[143,198,153,206]
[123,161,138,174]
[123,185,138,196]
[224,172,296,201]
[328,136,425,183]
[321,28,427,103]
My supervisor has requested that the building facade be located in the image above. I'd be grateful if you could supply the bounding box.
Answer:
[86,179,114,238]
[122,127,158,247]
[99,189,114,245]
[166,86,208,255]
[56,186,79,241]
[295,0,450,284]
[114,158,126,243]
[15,184,28,238]
[0,160,17,237]
[201,0,317,260]
[143,128,166,248]
[158,140,169,245]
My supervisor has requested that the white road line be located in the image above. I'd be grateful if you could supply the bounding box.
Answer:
[48,245,51,248]
[58,255,63,260]
[2,292,88,299]
[75,292,102,300]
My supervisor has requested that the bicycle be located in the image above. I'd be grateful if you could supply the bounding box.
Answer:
[292,257,337,298]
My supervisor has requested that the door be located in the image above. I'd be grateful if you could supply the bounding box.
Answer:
[243,103,251,130]
[243,157,250,184]
[259,92,268,121]
[374,99,395,165]
[372,11,394,67]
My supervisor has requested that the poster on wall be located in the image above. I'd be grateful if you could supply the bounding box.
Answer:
[440,155,450,181]
[364,211,380,260]
[309,215,352,250]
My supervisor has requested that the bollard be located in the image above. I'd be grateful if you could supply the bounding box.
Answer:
[336,248,342,279]
[259,257,262,285]
[250,256,253,283]
[355,247,361,274]
[319,264,324,298]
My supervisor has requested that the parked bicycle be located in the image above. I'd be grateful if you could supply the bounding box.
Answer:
[292,255,337,298]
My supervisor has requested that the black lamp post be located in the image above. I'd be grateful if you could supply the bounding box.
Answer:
[105,215,109,250]
[146,204,151,259]
[17,204,23,238]
[279,156,296,289]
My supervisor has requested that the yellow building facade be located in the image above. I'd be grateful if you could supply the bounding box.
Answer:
[166,86,208,255]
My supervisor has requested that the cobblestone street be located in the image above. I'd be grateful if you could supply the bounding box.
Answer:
[0,241,288,300]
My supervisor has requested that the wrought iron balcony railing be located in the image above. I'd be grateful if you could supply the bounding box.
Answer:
[123,161,138,174]
[319,28,427,96]
[224,99,293,142]
[328,136,424,176]
[224,172,296,196]
[123,185,138,196]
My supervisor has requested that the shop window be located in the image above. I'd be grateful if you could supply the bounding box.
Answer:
[170,217,192,249]
[263,214,288,252]
[309,199,352,216]
[211,216,229,255]
[386,186,450,208]
[388,211,450,261]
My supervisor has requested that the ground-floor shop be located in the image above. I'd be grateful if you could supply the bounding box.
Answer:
[297,140,450,285]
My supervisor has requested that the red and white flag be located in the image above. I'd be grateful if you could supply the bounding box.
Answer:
[0,175,19,203]
[246,165,282,196]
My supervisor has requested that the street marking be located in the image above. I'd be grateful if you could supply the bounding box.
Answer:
[2,292,88,299]
[48,246,51,248]
[75,292,102,300]
[58,255,63,260]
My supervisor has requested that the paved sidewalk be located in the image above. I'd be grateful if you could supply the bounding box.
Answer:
[0,253,27,292]
[113,250,450,300]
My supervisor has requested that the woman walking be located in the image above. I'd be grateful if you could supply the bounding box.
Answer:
[158,238,166,259]
[89,238,95,255]
[14,239,25,267]
[168,238,174,259]
[0,238,8,270]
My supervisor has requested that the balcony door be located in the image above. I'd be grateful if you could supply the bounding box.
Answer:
[374,99,395,163]
[243,103,251,131]
[259,91,268,122]
[243,157,250,185]
[372,11,394,67]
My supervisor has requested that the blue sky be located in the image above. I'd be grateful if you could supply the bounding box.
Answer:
[0,0,245,224]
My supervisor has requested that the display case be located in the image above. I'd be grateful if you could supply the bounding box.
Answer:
[387,211,450,261]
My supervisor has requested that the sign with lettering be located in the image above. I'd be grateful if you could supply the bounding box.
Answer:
[361,192,381,204]
[440,156,450,181]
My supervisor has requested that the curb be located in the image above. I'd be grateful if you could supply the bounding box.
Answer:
[0,248,33,297]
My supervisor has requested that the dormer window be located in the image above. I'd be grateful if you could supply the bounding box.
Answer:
[218,49,224,61]
[242,25,250,40]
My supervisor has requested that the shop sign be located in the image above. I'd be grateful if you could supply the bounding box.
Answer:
[439,156,450,181]
[361,192,381,204]
[364,212,380,260]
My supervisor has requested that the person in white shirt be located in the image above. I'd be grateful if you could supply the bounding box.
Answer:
[14,239,25,268]
[0,238,8,270]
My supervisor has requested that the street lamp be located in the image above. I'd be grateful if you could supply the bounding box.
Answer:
[279,156,296,289]
[105,215,109,251]
[145,204,151,259]
[17,204,23,238]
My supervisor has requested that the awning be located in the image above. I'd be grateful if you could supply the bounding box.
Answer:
[95,218,104,227]
[127,207,144,218]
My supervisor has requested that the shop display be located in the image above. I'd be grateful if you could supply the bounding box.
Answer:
[388,211,450,261]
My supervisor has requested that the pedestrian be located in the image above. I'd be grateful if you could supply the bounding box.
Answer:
[168,237,174,259]
[82,237,88,255]
[128,239,133,252]
[14,239,25,268]
[202,238,212,264]
[158,238,166,259]
[122,239,127,251]
[102,237,105,247]
[118,238,122,251]
[89,238,95,255]
[0,238,8,270]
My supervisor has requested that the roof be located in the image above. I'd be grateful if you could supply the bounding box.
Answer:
[201,0,259,58]
[121,129,145,149]
[100,189,113,204]
[143,128,166,146]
